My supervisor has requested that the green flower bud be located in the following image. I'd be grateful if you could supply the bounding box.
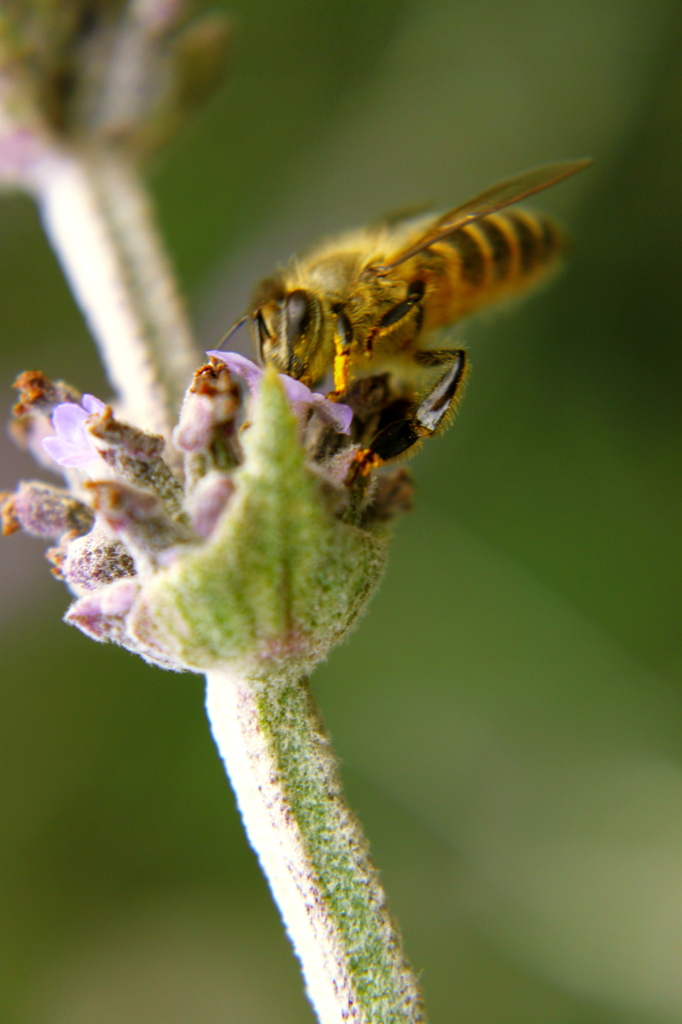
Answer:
[129,368,388,673]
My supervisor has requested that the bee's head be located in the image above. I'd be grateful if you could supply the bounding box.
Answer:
[249,278,326,385]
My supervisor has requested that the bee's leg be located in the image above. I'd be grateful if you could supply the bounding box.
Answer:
[412,348,467,433]
[332,343,352,394]
[347,350,466,477]
[373,349,466,457]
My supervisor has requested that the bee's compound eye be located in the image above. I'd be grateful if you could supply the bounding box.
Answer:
[335,309,353,349]
[285,290,311,345]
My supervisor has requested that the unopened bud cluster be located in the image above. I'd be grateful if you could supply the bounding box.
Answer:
[0,0,231,174]
[2,357,413,675]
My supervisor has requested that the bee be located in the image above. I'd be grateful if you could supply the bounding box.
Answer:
[243,159,591,468]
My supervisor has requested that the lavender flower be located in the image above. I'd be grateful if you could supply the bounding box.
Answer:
[206,351,353,435]
[42,394,107,474]
[4,359,409,670]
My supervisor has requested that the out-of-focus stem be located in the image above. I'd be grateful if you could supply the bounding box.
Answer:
[205,667,426,1024]
[34,148,198,441]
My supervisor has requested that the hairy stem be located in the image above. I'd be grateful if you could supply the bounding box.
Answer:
[206,667,426,1024]
[33,147,198,440]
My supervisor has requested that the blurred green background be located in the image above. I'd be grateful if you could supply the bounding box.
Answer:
[1,0,682,1020]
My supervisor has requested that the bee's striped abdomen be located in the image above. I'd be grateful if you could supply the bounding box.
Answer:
[482,209,563,283]
[436,209,565,321]
[446,226,487,287]
[476,217,513,280]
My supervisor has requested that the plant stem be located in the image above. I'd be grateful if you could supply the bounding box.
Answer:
[33,147,198,440]
[206,667,426,1024]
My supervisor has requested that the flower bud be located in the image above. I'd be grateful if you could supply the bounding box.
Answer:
[0,481,94,539]
[0,0,232,159]
[4,360,398,675]
[126,368,387,673]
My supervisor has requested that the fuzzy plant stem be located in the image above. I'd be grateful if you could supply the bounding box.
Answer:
[33,147,199,441]
[206,667,425,1024]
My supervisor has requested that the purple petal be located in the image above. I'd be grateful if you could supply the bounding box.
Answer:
[82,394,107,415]
[52,402,89,445]
[42,394,107,471]
[206,351,263,392]
[310,396,354,435]
[279,376,314,403]
[205,349,354,436]
[41,436,69,463]
[206,350,314,406]
[42,436,99,469]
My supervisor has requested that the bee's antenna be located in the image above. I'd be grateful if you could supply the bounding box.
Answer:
[213,315,249,351]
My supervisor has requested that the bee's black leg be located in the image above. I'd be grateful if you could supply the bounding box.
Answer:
[346,350,467,478]
[366,419,423,464]
[411,348,467,433]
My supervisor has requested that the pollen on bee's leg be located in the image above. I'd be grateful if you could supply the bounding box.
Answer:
[345,447,381,484]
[333,350,351,394]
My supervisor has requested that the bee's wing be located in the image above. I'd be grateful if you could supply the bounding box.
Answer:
[374,158,592,273]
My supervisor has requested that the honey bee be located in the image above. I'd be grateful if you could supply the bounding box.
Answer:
[243,158,591,467]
